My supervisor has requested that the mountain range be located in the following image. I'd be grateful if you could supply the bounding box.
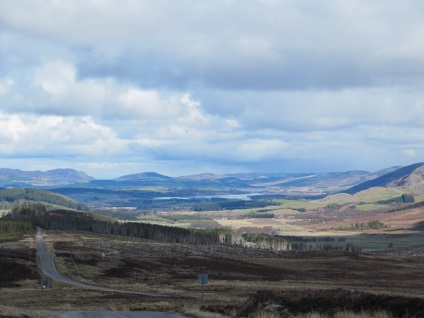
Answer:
[0,163,423,196]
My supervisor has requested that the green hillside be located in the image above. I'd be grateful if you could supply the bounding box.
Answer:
[0,188,89,212]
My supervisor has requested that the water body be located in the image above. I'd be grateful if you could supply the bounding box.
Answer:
[153,193,263,201]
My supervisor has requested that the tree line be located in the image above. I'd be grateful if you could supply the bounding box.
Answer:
[3,203,360,252]
[0,220,34,234]
[377,193,415,204]
[4,203,233,245]
[332,220,388,231]
[0,188,88,211]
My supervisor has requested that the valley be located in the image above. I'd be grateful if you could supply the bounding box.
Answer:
[4,1,424,317]
[1,163,424,317]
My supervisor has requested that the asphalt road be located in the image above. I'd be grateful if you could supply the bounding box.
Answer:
[37,227,165,296]
[36,228,185,318]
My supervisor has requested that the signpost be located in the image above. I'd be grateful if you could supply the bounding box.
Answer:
[198,274,208,305]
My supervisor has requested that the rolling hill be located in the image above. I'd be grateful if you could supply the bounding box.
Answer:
[1,163,424,210]
[0,188,89,211]
[114,172,172,182]
[108,169,407,193]
[0,168,94,187]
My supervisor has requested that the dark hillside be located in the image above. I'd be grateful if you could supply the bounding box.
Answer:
[342,163,424,194]
[237,289,424,317]
[6,204,232,246]
[0,188,88,211]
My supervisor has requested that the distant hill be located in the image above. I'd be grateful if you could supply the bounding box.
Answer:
[342,163,424,194]
[0,188,88,211]
[177,172,306,181]
[1,165,421,210]
[68,169,393,194]
[114,172,172,182]
[269,171,370,189]
[176,173,225,181]
[0,168,94,186]
[388,165,424,188]
[368,166,402,179]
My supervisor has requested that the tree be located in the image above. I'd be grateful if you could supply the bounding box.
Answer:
[401,194,415,203]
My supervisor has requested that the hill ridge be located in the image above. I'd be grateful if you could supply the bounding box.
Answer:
[0,168,94,186]
[342,162,424,194]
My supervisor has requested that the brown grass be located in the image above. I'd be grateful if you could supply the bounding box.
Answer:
[1,230,424,316]
[293,312,393,318]
[0,306,56,318]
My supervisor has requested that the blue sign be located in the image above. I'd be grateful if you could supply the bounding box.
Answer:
[198,274,208,285]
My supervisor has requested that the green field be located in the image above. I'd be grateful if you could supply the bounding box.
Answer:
[273,187,408,211]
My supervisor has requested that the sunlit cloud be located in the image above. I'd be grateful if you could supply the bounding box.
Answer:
[1,0,424,177]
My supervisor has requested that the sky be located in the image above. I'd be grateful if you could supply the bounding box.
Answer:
[1,0,424,178]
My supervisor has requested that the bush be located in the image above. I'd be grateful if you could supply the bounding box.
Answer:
[238,289,424,317]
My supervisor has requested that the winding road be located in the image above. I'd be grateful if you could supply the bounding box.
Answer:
[36,228,185,318]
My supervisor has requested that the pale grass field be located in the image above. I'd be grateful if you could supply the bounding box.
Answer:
[320,188,406,204]
[274,187,411,211]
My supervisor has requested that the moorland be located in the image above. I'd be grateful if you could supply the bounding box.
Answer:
[1,163,424,317]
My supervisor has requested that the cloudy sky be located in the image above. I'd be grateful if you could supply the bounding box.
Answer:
[1,0,424,178]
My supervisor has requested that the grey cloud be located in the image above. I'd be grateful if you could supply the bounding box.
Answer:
[76,42,424,92]
[1,0,424,176]
[3,1,424,91]
[198,88,424,134]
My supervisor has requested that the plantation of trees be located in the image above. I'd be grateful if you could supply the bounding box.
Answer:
[0,188,88,211]
[2,203,358,252]
[4,203,234,245]
[332,220,388,231]
[0,220,34,235]
[377,193,415,204]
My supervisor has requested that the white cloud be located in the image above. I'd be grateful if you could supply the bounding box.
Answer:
[225,119,241,129]
[180,94,200,108]
[2,0,423,90]
[403,149,417,157]
[0,113,126,156]
[1,60,189,121]
[0,77,13,95]
[1,1,424,175]
[33,61,75,96]
[235,139,288,162]
[119,88,181,119]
